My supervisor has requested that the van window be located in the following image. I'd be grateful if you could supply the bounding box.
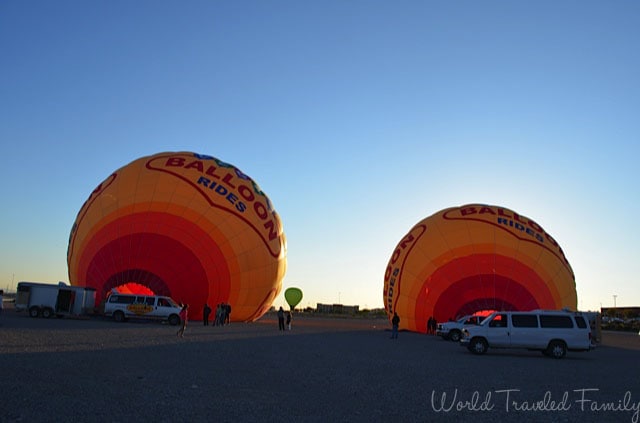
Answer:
[489,314,507,328]
[512,314,539,328]
[143,297,155,306]
[109,295,135,304]
[575,316,588,329]
[157,298,171,307]
[540,315,573,328]
[463,316,480,325]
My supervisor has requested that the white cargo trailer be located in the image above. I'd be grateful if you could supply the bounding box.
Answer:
[15,281,96,318]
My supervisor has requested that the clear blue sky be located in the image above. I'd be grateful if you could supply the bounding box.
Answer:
[1,1,639,311]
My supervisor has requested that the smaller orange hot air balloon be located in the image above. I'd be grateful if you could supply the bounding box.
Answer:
[383,204,576,333]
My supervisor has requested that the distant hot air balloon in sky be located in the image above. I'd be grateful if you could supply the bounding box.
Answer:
[383,204,576,332]
[67,151,287,321]
[284,287,303,310]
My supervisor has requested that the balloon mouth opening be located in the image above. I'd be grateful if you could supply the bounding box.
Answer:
[452,298,521,320]
[469,309,497,317]
[101,269,174,300]
[111,282,155,296]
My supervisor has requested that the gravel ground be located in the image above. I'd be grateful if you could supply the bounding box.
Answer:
[1,306,639,423]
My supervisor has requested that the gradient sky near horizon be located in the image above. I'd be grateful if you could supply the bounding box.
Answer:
[1,1,639,312]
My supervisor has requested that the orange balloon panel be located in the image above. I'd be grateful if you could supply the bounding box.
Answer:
[383,204,576,332]
[68,152,287,321]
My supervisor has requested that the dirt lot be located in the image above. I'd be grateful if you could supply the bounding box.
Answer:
[1,307,639,423]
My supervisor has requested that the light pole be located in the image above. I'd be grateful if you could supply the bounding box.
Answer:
[613,295,617,308]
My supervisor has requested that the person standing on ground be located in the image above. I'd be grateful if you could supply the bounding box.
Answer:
[428,316,437,335]
[225,303,232,325]
[277,306,285,331]
[203,303,211,326]
[215,303,223,326]
[391,312,400,339]
[177,304,189,337]
[286,310,292,330]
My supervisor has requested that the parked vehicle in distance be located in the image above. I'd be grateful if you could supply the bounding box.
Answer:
[103,292,182,325]
[15,281,96,318]
[460,310,594,359]
[436,315,484,342]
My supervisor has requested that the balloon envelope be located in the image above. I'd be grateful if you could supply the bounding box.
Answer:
[383,204,576,332]
[67,151,287,322]
[284,287,303,309]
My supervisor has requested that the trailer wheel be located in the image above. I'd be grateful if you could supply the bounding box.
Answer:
[113,310,125,323]
[29,307,41,318]
[42,308,54,318]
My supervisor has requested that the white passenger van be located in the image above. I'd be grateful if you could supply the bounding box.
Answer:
[104,293,182,326]
[460,310,594,358]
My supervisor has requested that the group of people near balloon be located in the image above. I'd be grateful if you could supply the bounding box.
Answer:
[202,302,231,326]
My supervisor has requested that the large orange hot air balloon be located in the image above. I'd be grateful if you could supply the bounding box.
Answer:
[383,204,576,332]
[67,152,287,321]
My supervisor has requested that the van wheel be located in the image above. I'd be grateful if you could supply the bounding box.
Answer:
[41,308,54,318]
[449,330,461,342]
[113,311,125,323]
[546,341,567,359]
[168,314,180,326]
[468,337,488,355]
[29,307,40,318]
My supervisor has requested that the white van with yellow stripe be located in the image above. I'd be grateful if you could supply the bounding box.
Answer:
[104,293,182,325]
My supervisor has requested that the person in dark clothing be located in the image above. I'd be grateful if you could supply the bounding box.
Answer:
[215,303,223,326]
[391,312,400,339]
[225,303,232,325]
[428,316,438,335]
[285,310,292,330]
[277,307,285,331]
[203,303,212,326]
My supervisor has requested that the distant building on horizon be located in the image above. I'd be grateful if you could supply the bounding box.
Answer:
[316,303,359,315]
